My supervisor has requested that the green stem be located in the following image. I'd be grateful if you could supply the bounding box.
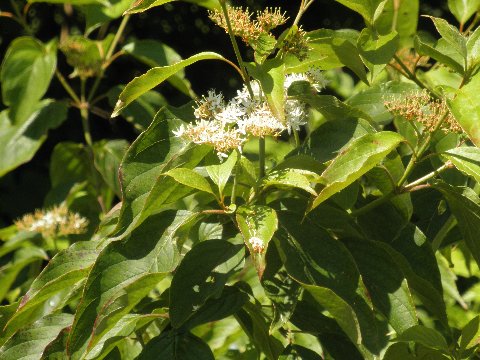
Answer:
[431,215,456,252]
[393,54,438,99]
[80,78,93,147]
[218,0,254,98]
[259,138,266,179]
[55,70,81,104]
[402,162,452,191]
[230,150,241,205]
[293,0,315,26]
[350,192,395,218]
[293,129,300,148]
[88,14,130,102]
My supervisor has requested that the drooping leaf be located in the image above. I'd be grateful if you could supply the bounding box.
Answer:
[448,72,480,147]
[0,313,73,360]
[0,101,67,178]
[169,237,245,328]
[112,52,227,116]
[0,37,56,123]
[236,205,278,277]
[308,131,404,211]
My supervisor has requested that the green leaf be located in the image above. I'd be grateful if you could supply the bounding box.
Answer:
[0,247,48,302]
[67,211,194,358]
[137,330,214,360]
[235,301,285,360]
[246,58,285,123]
[279,344,323,360]
[303,285,361,346]
[296,118,375,164]
[5,241,105,337]
[358,28,399,80]
[467,26,480,70]
[0,37,56,123]
[29,0,106,3]
[123,39,195,97]
[0,100,68,178]
[459,315,480,353]
[165,168,215,195]
[448,72,480,147]
[444,146,480,183]
[82,0,133,34]
[375,0,419,47]
[414,33,464,74]
[335,0,384,24]
[435,183,480,269]
[86,312,167,360]
[261,168,319,196]
[169,237,245,328]
[346,81,418,125]
[125,0,219,14]
[113,106,210,237]
[112,52,227,116]
[448,0,480,25]
[180,285,248,331]
[343,239,418,334]
[93,140,129,198]
[262,243,301,332]
[394,325,448,351]
[308,131,404,211]
[427,16,467,60]
[107,86,167,131]
[287,29,367,83]
[205,150,238,198]
[236,205,278,277]
[0,313,73,360]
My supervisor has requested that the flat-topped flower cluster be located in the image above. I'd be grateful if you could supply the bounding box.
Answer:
[174,69,328,158]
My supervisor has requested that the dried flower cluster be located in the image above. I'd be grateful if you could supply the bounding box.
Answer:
[384,91,462,134]
[209,6,287,45]
[15,204,89,238]
[174,69,328,158]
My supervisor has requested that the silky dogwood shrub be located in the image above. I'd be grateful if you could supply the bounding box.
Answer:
[2,0,480,359]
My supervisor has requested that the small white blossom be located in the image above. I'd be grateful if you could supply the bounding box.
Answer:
[216,100,245,124]
[285,99,307,134]
[249,236,265,253]
[238,105,285,138]
[193,89,225,119]
[306,68,329,91]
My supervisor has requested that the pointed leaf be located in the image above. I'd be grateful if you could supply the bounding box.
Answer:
[112,52,227,116]
[448,73,480,147]
[205,150,238,197]
[1,37,56,123]
[394,325,448,351]
[428,16,467,59]
[165,168,215,195]
[448,0,480,25]
[444,146,480,183]
[309,131,404,211]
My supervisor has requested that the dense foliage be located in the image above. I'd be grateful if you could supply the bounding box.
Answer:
[1,0,480,359]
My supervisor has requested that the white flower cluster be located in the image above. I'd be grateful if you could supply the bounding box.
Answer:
[15,204,89,238]
[174,68,328,158]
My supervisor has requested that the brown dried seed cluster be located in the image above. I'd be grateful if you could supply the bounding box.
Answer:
[384,91,463,134]
[209,6,287,45]
[15,204,89,238]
